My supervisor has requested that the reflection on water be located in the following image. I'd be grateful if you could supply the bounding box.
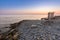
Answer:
[0,15,47,24]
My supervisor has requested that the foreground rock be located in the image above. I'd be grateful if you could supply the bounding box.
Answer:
[17,20,60,40]
[0,20,60,40]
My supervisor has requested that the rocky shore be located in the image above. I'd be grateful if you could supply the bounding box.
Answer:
[0,20,60,40]
[16,20,60,40]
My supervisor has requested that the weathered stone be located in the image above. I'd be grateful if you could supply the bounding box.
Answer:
[17,20,60,40]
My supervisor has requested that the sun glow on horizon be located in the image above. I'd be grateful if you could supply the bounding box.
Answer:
[0,6,60,15]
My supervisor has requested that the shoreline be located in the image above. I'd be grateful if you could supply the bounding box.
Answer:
[0,19,60,40]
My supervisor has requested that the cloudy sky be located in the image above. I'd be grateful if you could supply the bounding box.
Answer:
[0,0,60,15]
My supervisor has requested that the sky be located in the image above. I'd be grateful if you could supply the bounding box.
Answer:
[0,0,60,15]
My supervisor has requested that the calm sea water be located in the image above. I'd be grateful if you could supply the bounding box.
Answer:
[0,15,47,24]
[0,15,47,28]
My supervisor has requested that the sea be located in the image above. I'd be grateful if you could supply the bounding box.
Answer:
[0,15,47,30]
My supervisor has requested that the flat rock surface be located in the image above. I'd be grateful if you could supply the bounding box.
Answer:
[18,20,60,40]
